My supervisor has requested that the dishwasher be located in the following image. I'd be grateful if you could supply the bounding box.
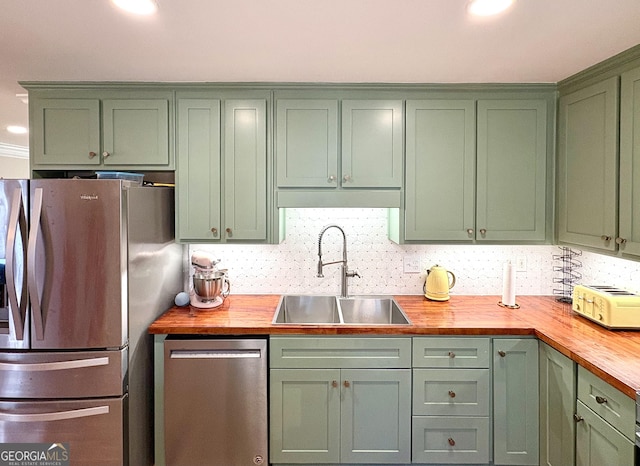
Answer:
[164,336,268,466]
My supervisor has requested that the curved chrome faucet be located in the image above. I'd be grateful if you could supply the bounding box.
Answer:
[317,224,360,297]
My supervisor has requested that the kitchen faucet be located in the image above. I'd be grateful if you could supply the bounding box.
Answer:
[317,224,360,297]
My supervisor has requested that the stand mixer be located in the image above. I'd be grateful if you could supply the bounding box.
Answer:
[190,251,230,309]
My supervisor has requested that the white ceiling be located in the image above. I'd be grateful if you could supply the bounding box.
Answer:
[2,0,640,149]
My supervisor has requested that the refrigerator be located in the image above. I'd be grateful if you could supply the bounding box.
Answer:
[0,178,183,465]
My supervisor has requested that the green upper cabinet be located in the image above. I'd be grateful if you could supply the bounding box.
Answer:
[176,94,269,243]
[29,91,173,170]
[276,99,338,187]
[617,66,640,255]
[405,97,548,243]
[275,98,402,190]
[405,99,476,241]
[476,99,547,241]
[557,77,619,251]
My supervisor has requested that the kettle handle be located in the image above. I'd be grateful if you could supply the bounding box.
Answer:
[448,271,456,289]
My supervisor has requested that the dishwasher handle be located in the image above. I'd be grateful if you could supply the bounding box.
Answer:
[170,349,262,359]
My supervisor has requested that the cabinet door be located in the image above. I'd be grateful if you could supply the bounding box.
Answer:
[575,401,635,466]
[539,342,576,466]
[176,99,221,241]
[618,66,640,255]
[342,100,403,188]
[405,100,476,241]
[476,100,547,241]
[340,369,411,464]
[270,369,341,464]
[30,98,100,166]
[102,99,170,166]
[223,99,268,241]
[276,99,339,187]
[493,338,539,465]
[558,78,619,250]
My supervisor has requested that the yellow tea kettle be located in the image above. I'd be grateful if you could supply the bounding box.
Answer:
[424,265,456,301]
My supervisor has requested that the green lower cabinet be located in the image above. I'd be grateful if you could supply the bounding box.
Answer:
[270,368,411,464]
[412,416,490,464]
[575,401,634,466]
[539,342,576,466]
[493,338,539,465]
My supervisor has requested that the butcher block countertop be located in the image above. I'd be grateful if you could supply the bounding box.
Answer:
[149,294,640,399]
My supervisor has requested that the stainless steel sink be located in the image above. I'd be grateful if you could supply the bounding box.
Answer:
[339,297,411,325]
[272,295,411,326]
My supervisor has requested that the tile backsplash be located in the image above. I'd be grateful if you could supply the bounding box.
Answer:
[186,208,640,297]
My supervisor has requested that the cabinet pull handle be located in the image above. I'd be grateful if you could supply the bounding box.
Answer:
[88,151,97,159]
[343,174,352,183]
[331,380,338,388]
[498,350,506,357]
[466,229,474,235]
[102,151,110,158]
[595,395,608,404]
[479,228,487,235]
[343,380,350,388]
[448,390,456,398]
[225,228,232,237]
[448,351,455,358]
[573,413,584,422]
[616,237,627,245]
[211,227,218,237]
[328,175,336,183]
[448,437,455,446]
[600,235,612,241]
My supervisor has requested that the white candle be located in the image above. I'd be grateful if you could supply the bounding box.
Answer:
[502,261,516,306]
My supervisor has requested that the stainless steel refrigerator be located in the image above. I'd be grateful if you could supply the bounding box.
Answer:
[0,178,183,465]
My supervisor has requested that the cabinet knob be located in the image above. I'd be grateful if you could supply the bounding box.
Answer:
[448,390,456,398]
[615,237,627,245]
[600,235,612,241]
[595,395,608,404]
[479,228,487,235]
[447,437,455,446]
[343,380,350,388]
[102,151,110,158]
[343,174,352,183]
[88,151,97,159]
[573,413,584,422]
[328,175,336,183]
[498,350,506,357]
[448,351,456,358]
[331,380,338,388]
[466,229,474,235]
[210,227,218,237]
[225,228,232,237]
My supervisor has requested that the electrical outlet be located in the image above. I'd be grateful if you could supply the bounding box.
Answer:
[516,256,527,272]
[403,255,421,273]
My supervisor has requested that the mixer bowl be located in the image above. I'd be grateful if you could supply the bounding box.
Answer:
[193,271,229,301]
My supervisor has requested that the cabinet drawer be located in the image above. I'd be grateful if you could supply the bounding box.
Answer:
[270,336,411,368]
[412,416,490,464]
[577,366,635,439]
[413,369,490,416]
[413,337,490,368]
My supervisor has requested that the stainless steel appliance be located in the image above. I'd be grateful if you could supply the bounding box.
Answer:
[0,179,183,465]
[190,250,229,309]
[164,337,268,465]
[572,284,640,329]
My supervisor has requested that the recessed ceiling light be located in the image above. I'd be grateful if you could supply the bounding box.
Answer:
[7,125,28,134]
[468,0,514,17]
[111,0,158,15]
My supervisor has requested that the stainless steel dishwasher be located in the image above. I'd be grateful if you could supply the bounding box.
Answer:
[164,337,268,466]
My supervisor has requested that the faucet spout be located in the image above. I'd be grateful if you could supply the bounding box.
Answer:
[316,224,359,297]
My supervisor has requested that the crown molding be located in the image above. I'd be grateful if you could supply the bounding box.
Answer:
[0,143,29,159]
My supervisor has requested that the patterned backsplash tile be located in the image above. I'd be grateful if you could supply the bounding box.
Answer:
[185,208,640,297]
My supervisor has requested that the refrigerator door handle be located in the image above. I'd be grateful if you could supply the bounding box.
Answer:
[5,187,28,340]
[0,405,109,423]
[0,356,109,372]
[27,187,45,340]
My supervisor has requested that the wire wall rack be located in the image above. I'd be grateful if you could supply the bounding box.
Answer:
[553,247,582,303]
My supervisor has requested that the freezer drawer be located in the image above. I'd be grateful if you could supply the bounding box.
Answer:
[164,338,268,466]
[0,396,125,466]
[0,349,126,398]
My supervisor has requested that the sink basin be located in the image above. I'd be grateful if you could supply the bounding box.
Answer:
[272,295,411,326]
[272,295,341,324]
[339,297,412,325]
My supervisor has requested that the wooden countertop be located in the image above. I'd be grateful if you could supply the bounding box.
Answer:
[149,294,640,399]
